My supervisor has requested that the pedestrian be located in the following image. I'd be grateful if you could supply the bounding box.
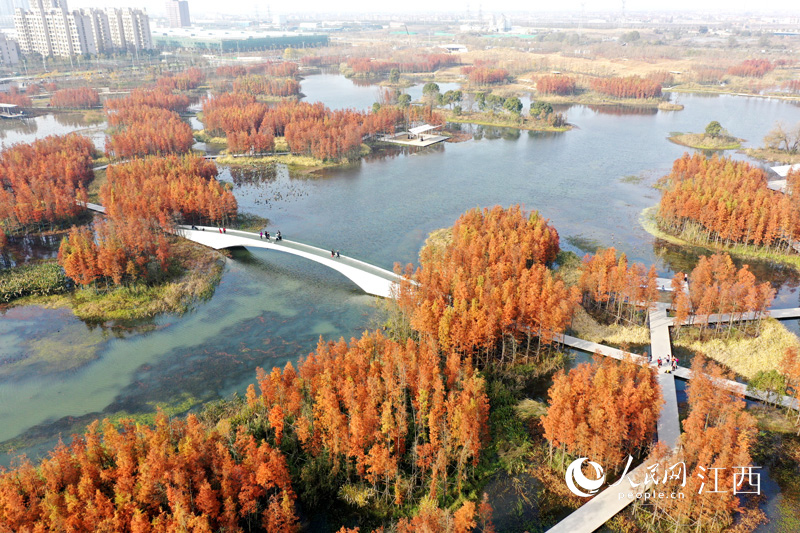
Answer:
[657,357,662,367]
[331,250,335,258]
[260,231,263,239]
[277,231,281,241]
[672,361,677,371]
[265,231,270,240]
[336,250,340,258]
[223,227,226,234]
[219,227,222,233]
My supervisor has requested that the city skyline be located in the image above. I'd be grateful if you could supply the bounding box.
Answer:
[60,0,800,20]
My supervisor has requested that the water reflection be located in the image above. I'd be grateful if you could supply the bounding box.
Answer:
[0,118,37,140]
[585,104,659,116]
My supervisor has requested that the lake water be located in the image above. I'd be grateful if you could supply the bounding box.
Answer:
[2,76,800,529]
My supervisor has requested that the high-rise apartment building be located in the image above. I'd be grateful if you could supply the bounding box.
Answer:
[0,32,21,65]
[166,0,189,28]
[14,0,151,57]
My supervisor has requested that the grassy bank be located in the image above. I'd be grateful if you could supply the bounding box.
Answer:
[669,132,742,150]
[215,153,343,171]
[193,129,227,145]
[17,239,225,322]
[446,111,571,132]
[568,307,651,353]
[673,318,799,379]
[640,206,800,270]
[742,147,800,165]
[536,92,669,109]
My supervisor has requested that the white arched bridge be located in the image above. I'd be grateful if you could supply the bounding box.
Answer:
[177,225,403,298]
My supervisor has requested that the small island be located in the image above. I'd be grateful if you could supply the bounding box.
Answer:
[669,121,743,150]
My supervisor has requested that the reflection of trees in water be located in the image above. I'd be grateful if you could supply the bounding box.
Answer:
[0,233,64,269]
[653,239,800,296]
[586,105,658,116]
[52,112,90,127]
[350,77,381,87]
[227,163,279,186]
[226,163,311,207]
[0,118,37,140]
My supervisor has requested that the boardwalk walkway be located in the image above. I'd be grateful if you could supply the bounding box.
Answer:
[178,226,402,298]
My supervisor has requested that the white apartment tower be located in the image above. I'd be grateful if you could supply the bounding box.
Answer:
[14,0,151,57]
[166,0,189,28]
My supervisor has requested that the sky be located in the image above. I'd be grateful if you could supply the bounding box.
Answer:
[66,0,800,19]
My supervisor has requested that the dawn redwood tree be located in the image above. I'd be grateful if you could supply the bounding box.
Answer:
[395,205,578,366]
[249,330,490,507]
[577,247,658,325]
[673,253,774,336]
[657,153,800,252]
[642,356,757,531]
[0,134,94,234]
[541,355,662,472]
[50,87,100,108]
[0,413,299,532]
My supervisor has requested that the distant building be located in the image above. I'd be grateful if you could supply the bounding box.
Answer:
[0,32,20,65]
[165,0,189,28]
[14,0,151,57]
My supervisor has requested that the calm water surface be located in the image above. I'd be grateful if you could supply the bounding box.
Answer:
[2,77,800,528]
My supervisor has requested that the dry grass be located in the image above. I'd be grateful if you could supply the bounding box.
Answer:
[673,318,800,379]
[569,307,651,349]
[743,148,800,165]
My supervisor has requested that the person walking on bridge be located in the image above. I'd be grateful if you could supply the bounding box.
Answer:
[276,231,282,241]
[331,250,336,258]
[265,231,270,240]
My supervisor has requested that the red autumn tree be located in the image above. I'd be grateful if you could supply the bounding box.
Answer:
[0,413,299,532]
[251,330,490,506]
[0,134,94,234]
[50,87,100,108]
[541,355,662,471]
[644,356,758,531]
[589,76,662,99]
[396,205,578,366]
[578,247,658,325]
[537,75,576,95]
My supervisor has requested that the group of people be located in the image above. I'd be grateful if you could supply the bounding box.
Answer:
[259,230,282,241]
[331,250,341,258]
[648,353,678,373]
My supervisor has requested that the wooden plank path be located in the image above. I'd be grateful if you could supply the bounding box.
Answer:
[666,307,800,327]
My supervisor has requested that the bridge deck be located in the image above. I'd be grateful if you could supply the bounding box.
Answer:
[179,226,402,298]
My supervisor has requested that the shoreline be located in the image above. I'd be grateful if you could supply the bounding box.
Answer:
[640,206,800,270]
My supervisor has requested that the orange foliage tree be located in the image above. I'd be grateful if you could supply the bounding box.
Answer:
[658,153,800,252]
[0,413,299,532]
[396,205,578,366]
[250,330,490,507]
[156,67,206,91]
[589,76,662,98]
[202,95,443,160]
[674,253,774,335]
[578,247,658,325]
[106,106,194,159]
[536,75,576,95]
[0,134,94,234]
[727,59,774,78]
[642,356,758,531]
[0,88,32,107]
[541,355,662,471]
[50,87,100,108]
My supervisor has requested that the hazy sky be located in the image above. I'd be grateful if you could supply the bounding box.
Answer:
[67,0,800,19]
